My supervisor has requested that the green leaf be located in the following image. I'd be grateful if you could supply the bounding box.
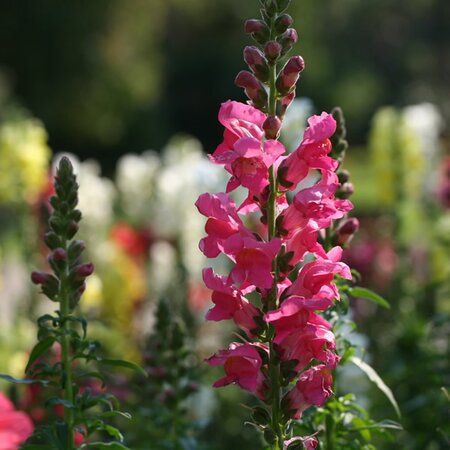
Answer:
[99,358,147,377]
[80,443,130,450]
[25,336,56,373]
[347,419,403,432]
[349,287,391,309]
[350,356,401,418]
[0,374,49,386]
[352,417,371,442]
[97,410,132,420]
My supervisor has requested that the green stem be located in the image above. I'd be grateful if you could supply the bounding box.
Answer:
[60,239,75,449]
[325,412,335,450]
[266,52,284,450]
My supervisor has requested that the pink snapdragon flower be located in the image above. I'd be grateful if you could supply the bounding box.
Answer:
[0,393,34,450]
[203,268,261,336]
[279,112,338,190]
[284,436,318,450]
[281,171,353,237]
[217,100,266,145]
[286,247,352,306]
[276,323,338,372]
[264,297,333,343]
[210,101,286,196]
[285,224,327,267]
[206,342,268,399]
[224,234,282,289]
[286,364,334,419]
[223,137,285,194]
[196,192,252,258]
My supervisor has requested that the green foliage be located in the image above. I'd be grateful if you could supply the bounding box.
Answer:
[121,299,201,449]
[10,157,141,449]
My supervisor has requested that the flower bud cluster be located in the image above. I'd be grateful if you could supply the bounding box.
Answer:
[240,0,303,123]
[31,157,94,309]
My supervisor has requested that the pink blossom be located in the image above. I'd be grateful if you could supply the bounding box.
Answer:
[223,138,285,194]
[287,248,352,305]
[279,113,338,190]
[264,297,332,343]
[284,436,318,450]
[210,101,266,169]
[285,224,327,267]
[276,323,338,371]
[196,192,252,258]
[0,393,34,450]
[281,171,353,237]
[206,342,268,399]
[224,234,282,289]
[286,364,334,419]
[203,268,261,336]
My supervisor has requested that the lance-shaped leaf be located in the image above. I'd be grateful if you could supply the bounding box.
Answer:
[350,356,401,418]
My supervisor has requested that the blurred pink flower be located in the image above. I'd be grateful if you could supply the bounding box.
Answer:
[0,393,34,450]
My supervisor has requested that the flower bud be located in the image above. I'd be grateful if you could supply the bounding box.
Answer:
[74,263,95,278]
[276,56,305,95]
[235,71,268,108]
[334,218,359,246]
[278,28,298,55]
[252,407,271,425]
[264,41,282,63]
[244,19,270,44]
[66,221,79,240]
[31,272,59,301]
[67,239,86,261]
[274,13,293,34]
[31,271,52,285]
[338,170,350,184]
[44,231,61,250]
[52,248,67,261]
[263,115,282,139]
[243,46,269,82]
[276,90,295,119]
[338,182,354,199]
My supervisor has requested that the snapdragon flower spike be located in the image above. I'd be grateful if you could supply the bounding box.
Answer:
[199,0,358,447]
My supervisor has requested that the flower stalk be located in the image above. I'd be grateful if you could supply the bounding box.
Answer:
[25,156,137,448]
[198,1,356,449]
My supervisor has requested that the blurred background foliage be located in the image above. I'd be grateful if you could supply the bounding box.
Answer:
[0,0,448,171]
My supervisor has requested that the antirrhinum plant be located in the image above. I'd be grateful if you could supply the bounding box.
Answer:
[197,1,400,449]
[1,156,143,449]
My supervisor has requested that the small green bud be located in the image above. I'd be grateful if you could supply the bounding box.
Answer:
[44,231,62,250]
[274,14,293,34]
[263,428,277,445]
[252,407,271,425]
